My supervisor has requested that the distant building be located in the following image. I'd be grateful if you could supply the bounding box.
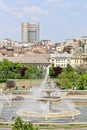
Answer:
[21,22,40,43]
[71,48,83,68]
[84,43,87,54]
[55,42,65,52]
[50,52,72,68]
[0,54,50,68]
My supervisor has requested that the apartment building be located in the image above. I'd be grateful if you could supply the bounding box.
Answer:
[50,52,72,68]
[21,22,40,43]
[55,42,65,52]
[84,43,87,54]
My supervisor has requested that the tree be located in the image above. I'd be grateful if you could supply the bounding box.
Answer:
[25,65,44,79]
[75,64,87,74]
[0,59,45,79]
[53,67,62,77]
[12,116,23,130]
[49,66,62,78]
[58,67,79,89]
[12,117,38,130]
[35,67,44,79]
[0,59,14,79]
[20,67,27,77]
[49,66,55,78]
[77,74,87,90]
[58,71,72,89]
[65,64,74,72]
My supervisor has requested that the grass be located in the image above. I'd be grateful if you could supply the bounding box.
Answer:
[0,79,43,89]
[0,123,87,129]
[14,79,43,88]
[37,124,87,129]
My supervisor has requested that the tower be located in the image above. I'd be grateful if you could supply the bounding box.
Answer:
[21,22,40,43]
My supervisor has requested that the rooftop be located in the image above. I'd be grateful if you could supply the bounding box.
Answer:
[0,54,50,64]
[50,52,72,58]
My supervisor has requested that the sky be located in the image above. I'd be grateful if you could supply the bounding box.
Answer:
[0,0,87,43]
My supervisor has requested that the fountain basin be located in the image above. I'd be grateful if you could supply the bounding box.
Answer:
[36,97,61,102]
[42,89,56,92]
[16,108,80,119]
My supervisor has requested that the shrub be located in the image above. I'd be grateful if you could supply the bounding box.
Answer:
[0,79,7,83]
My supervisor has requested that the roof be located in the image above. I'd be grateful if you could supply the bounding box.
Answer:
[0,54,50,64]
[50,52,72,58]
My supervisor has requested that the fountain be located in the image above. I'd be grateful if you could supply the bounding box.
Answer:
[0,88,12,107]
[0,102,3,116]
[16,68,80,122]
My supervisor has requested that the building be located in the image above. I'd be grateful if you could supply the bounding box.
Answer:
[55,42,65,53]
[21,22,40,43]
[0,54,50,69]
[82,54,87,68]
[50,52,72,68]
[84,43,87,54]
[71,54,83,68]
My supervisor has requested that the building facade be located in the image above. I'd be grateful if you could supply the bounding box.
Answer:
[21,22,40,43]
[50,52,72,68]
[0,54,50,69]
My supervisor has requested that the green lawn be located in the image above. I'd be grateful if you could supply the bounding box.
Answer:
[38,124,87,129]
[0,79,43,89]
[0,124,87,130]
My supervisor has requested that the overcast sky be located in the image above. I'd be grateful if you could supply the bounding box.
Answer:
[0,0,87,43]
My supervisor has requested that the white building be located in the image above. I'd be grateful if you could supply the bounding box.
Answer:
[66,39,74,46]
[84,43,87,54]
[50,52,72,68]
[55,42,65,52]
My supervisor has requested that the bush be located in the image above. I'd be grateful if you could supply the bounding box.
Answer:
[12,117,38,130]
[0,79,7,83]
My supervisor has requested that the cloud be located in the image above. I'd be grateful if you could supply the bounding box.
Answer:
[45,0,61,5]
[0,0,48,19]
[45,0,77,9]
[0,0,9,11]
[23,6,48,15]
[0,0,23,18]
[45,0,66,7]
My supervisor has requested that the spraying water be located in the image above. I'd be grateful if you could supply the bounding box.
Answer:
[33,67,49,99]
[0,102,3,116]
[16,66,80,122]
[63,99,75,120]
[0,89,12,107]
